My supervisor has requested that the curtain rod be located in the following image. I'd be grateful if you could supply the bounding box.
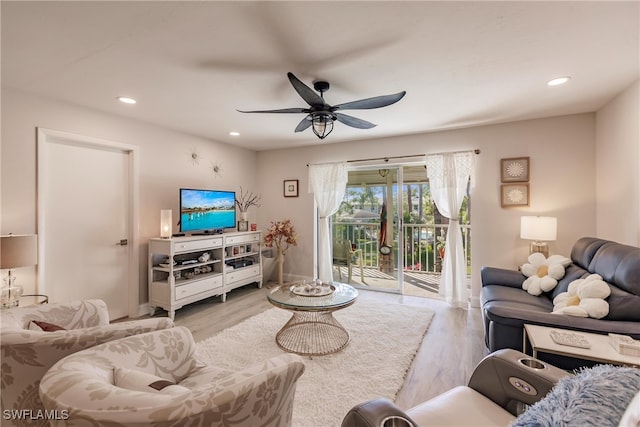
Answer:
[307,149,480,167]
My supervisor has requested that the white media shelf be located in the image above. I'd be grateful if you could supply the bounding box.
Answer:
[148,231,262,319]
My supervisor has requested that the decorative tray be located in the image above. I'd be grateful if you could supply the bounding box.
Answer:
[549,330,591,349]
[291,282,335,297]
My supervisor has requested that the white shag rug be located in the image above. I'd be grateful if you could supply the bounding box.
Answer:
[196,299,434,427]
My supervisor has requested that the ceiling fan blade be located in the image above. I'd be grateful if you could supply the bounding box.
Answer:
[237,108,307,114]
[294,116,313,133]
[287,72,326,108]
[335,113,377,129]
[333,91,406,111]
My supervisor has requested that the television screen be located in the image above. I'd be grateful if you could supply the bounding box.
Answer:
[179,189,236,233]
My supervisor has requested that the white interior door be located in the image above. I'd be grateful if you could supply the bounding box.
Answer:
[37,128,138,319]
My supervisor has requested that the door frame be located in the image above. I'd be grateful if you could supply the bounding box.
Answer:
[37,127,140,318]
[335,164,406,294]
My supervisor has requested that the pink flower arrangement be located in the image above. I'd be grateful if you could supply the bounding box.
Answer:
[264,219,298,254]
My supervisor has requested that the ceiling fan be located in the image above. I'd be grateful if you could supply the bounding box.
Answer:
[238,72,406,139]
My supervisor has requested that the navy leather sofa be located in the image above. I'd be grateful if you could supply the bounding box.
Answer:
[481,237,640,361]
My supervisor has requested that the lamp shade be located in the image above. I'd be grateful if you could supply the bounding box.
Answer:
[520,216,557,241]
[1,234,38,269]
[160,210,172,238]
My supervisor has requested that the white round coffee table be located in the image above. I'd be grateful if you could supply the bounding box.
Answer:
[267,281,358,356]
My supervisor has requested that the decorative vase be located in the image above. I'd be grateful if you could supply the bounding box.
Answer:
[277,247,285,285]
[239,212,248,222]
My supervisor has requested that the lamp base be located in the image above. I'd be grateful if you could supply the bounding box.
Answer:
[529,241,549,258]
[1,273,23,308]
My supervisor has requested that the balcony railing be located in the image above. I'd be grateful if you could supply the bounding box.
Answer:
[332,221,471,275]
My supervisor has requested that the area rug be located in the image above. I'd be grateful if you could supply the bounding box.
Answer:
[196,299,434,427]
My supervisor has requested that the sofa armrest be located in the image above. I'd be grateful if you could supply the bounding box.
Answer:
[2,299,110,330]
[342,397,418,427]
[468,349,570,415]
[481,267,526,289]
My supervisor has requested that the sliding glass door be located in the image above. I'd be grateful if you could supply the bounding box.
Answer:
[331,166,403,293]
[331,163,472,300]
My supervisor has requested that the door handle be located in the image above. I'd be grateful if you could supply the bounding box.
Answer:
[116,239,128,246]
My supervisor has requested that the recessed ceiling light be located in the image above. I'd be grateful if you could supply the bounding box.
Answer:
[229,131,240,136]
[117,96,137,104]
[547,76,571,87]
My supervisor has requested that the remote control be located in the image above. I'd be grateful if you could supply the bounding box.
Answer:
[550,330,591,349]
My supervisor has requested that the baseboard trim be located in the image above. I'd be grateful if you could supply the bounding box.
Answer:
[137,302,151,318]
[470,295,481,308]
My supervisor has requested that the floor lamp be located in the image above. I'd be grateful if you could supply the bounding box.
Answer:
[520,216,557,258]
[1,234,38,308]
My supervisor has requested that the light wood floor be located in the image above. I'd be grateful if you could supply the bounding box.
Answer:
[163,282,488,411]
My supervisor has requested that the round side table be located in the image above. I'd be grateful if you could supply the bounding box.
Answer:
[19,294,49,306]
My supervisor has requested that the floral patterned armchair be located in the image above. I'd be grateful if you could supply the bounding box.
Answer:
[1,299,174,427]
[39,326,306,427]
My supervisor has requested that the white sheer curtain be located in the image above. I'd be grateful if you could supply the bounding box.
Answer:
[308,162,348,282]
[426,152,475,308]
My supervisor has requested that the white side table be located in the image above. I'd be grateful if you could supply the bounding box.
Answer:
[523,324,639,367]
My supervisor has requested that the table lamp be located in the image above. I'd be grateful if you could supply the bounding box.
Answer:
[520,216,557,258]
[160,209,172,239]
[1,234,38,308]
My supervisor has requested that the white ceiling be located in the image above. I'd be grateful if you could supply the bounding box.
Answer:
[2,1,638,151]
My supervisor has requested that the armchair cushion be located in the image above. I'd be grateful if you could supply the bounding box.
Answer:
[1,299,174,427]
[407,386,516,426]
[113,367,190,395]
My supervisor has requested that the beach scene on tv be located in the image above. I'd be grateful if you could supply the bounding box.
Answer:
[180,190,236,232]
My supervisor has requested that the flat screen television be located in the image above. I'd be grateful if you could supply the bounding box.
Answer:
[179,188,236,233]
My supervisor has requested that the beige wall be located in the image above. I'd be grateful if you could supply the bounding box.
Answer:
[1,87,258,301]
[3,83,636,309]
[257,114,597,306]
[595,80,640,246]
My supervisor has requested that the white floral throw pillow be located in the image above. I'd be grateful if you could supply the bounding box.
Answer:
[552,274,611,319]
[521,253,571,296]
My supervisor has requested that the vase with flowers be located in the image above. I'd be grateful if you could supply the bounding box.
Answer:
[264,219,298,284]
[235,186,261,222]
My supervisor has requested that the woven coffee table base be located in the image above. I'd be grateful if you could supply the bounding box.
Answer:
[275,311,350,356]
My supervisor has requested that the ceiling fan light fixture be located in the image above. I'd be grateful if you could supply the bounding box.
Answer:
[312,114,334,139]
[237,72,405,140]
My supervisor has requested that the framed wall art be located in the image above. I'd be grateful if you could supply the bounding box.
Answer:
[501,157,529,182]
[501,183,530,207]
[284,179,299,197]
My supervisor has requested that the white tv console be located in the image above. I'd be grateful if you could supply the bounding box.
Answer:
[148,231,262,319]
